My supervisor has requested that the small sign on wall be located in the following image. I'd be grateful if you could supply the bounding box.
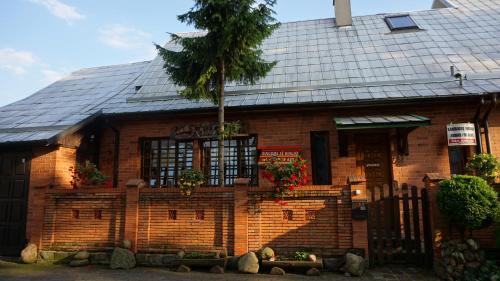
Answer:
[447,123,477,146]
[258,146,301,165]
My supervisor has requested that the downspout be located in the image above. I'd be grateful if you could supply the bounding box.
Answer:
[482,93,498,154]
[106,121,120,188]
[474,98,485,154]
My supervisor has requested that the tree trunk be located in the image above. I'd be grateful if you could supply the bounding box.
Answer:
[217,60,225,187]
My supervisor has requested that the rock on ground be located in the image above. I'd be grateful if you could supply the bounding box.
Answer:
[20,243,38,264]
[238,252,259,274]
[69,259,89,267]
[209,265,224,274]
[270,267,286,275]
[259,247,274,260]
[110,247,136,270]
[324,257,345,272]
[341,253,366,277]
[308,254,317,262]
[74,251,90,260]
[121,240,132,250]
[306,268,321,276]
[177,265,191,273]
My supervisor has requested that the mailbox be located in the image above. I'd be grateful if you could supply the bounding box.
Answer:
[351,202,368,220]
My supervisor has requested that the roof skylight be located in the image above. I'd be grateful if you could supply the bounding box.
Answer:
[385,15,419,31]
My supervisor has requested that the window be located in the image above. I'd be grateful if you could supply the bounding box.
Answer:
[201,136,258,186]
[141,138,193,187]
[168,210,177,220]
[282,210,293,221]
[385,15,419,31]
[94,210,102,220]
[311,132,332,185]
[195,210,205,220]
[306,210,317,221]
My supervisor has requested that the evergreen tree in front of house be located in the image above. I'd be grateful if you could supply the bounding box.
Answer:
[156,0,279,187]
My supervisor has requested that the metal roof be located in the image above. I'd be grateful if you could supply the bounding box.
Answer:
[0,61,149,145]
[334,114,431,130]
[1,0,500,144]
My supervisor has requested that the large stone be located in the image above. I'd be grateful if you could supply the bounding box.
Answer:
[259,247,274,260]
[177,265,191,272]
[121,240,132,250]
[74,251,90,260]
[341,253,366,277]
[308,254,317,262]
[90,252,111,265]
[323,257,345,272]
[69,259,89,267]
[210,265,225,274]
[238,252,259,274]
[270,267,285,275]
[110,247,136,270]
[306,268,321,276]
[466,239,479,251]
[21,243,38,264]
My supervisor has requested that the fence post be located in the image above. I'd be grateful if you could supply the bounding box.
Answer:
[423,173,447,265]
[125,179,144,253]
[347,175,369,259]
[233,178,250,256]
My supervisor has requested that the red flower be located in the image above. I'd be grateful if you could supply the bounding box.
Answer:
[290,175,297,181]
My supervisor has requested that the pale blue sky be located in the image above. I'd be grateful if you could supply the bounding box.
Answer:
[0,0,432,107]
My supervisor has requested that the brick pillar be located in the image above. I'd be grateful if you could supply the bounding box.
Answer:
[348,175,369,259]
[27,185,48,249]
[423,173,447,262]
[125,179,144,253]
[233,178,250,256]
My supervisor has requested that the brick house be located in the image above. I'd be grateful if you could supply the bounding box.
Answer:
[0,0,498,266]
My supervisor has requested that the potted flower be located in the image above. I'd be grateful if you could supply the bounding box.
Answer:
[69,160,110,189]
[262,156,309,205]
[178,170,205,196]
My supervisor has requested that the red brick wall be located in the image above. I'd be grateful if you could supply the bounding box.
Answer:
[40,190,125,251]
[137,189,234,253]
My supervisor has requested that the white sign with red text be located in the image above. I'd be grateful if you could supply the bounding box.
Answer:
[447,123,477,146]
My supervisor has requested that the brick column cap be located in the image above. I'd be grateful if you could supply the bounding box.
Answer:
[347,175,366,185]
[126,179,146,188]
[422,173,447,183]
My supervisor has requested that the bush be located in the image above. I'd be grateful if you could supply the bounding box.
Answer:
[466,153,500,184]
[461,261,500,281]
[438,175,500,231]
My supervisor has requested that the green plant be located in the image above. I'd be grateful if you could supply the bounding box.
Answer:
[178,170,205,196]
[466,153,500,184]
[461,261,500,281]
[221,121,241,139]
[262,156,309,205]
[438,175,500,233]
[294,251,309,261]
[69,161,110,189]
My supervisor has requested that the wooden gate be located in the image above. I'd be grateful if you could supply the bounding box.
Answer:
[367,182,433,267]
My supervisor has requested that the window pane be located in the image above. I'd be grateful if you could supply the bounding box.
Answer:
[385,15,418,30]
[201,136,258,187]
[141,139,193,188]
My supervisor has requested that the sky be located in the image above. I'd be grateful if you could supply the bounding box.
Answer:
[0,0,433,107]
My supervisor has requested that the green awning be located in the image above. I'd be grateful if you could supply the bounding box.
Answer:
[334,114,431,130]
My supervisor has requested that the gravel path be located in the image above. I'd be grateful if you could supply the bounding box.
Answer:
[0,259,437,281]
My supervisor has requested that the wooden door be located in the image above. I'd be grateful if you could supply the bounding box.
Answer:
[355,133,391,190]
[0,152,30,256]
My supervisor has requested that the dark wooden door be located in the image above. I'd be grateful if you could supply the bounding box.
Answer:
[0,152,30,256]
[311,132,331,185]
[355,133,391,190]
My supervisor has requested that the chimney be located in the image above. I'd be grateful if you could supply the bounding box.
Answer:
[333,0,353,27]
